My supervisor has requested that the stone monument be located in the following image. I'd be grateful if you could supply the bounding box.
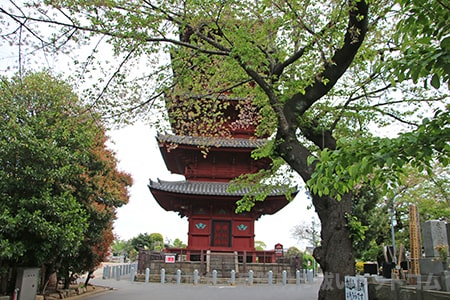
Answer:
[422,220,448,258]
[420,220,449,292]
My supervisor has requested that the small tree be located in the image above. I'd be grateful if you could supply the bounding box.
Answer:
[286,246,302,257]
[254,241,267,251]
[0,72,131,293]
[65,126,131,287]
[0,72,90,293]
[291,219,321,247]
[111,239,132,256]
[130,233,165,251]
[351,187,389,262]
[172,238,187,249]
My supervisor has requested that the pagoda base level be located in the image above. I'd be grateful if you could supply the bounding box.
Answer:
[137,249,300,281]
[138,249,295,274]
[164,248,279,263]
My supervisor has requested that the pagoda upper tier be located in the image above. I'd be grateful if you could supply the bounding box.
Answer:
[156,134,271,182]
[165,94,270,139]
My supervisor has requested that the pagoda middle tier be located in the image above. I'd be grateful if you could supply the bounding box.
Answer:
[149,179,292,219]
[149,179,295,254]
[156,134,271,182]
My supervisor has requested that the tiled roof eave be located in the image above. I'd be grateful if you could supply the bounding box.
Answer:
[156,134,267,149]
[148,179,296,197]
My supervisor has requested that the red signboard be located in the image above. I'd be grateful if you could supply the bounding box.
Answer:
[165,255,176,263]
[275,243,283,257]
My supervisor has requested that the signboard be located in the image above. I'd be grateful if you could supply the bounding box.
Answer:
[345,276,368,300]
[274,243,283,257]
[165,255,176,263]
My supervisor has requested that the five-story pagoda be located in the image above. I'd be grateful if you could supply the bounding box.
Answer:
[149,43,297,263]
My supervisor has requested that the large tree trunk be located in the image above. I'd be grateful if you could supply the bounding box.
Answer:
[275,128,356,300]
[313,193,354,300]
[277,135,356,300]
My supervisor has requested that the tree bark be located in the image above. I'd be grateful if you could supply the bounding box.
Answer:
[41,264,56,293]
[276,132,355,300]
[84,271,93,286]
[313,193,354,300]
[63,270,71,290]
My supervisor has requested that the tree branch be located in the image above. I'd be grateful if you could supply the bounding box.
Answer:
[331,80,392,131]
[83,47,137,114]
[275,0,369,177]
[287,0,369,115]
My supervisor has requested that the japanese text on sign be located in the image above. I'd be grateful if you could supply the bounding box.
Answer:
[165,255,176,263]
[345,276,368,300]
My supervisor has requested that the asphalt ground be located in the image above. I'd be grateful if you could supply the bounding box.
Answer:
[85,277,322,300]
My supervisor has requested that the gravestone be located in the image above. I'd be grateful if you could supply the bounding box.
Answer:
[422,220,448,258]
[15,268,40,300]
[420,220,449,276]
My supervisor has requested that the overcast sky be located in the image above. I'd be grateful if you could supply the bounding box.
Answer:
[107,122,318,250]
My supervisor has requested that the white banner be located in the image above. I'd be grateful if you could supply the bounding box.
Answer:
[345,276,368,300]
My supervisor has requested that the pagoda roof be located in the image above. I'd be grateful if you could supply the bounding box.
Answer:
[177,94,249,101]
[148,179,297,217]
[148,179,293,197]
[157,134,267,149]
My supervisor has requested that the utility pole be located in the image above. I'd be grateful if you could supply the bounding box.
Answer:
[312,219,318,276]
[390,199,397,266]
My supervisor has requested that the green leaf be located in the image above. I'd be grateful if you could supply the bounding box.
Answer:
[430,73,441,89]
[441,36,450,51]
[307,155,318,166]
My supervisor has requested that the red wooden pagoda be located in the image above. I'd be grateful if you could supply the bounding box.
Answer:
[148,93,297,262]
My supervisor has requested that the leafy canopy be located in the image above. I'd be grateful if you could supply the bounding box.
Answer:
[0,72,92,266]
[308,105,450,200]
[388,0,450,89]
[0,72,131,292]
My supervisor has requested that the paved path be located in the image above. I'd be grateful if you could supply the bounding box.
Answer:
[86,277,321,300]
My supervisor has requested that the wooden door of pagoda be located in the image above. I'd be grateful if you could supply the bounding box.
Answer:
[211,220,231,247]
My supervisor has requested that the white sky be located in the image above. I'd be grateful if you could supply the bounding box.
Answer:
[107,122,317,251]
